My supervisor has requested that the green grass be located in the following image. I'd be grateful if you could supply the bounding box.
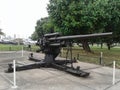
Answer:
[0,44,39,51]
[61,46,120,68]
[0,44,22,51]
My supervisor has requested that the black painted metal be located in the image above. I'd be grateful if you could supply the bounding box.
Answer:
[6,61,45,73]
[6,32,112,77]
[48,32,112,41]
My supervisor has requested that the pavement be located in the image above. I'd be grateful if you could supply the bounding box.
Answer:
[0,51,120,90]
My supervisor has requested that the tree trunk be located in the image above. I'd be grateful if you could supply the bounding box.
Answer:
[100,42,103,49]
[81,40,91,52]
[107,43,111,50]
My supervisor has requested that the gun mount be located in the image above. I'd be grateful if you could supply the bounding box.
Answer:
[6,32,112,77]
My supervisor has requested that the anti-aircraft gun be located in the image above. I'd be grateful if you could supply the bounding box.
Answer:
[6,32,112,77]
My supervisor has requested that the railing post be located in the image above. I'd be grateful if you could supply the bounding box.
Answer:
[61,48,63,56]
[22,46,23,57]
[12,60,18,88]
[112,61,116,85]
[99,52,103,65]
[77,53,79,60]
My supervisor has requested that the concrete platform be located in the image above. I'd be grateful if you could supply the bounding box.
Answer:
[0,51,120,90]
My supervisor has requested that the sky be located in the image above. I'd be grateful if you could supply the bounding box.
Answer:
[0,0,49,39]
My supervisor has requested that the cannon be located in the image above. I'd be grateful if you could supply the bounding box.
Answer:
[6,32,112,77]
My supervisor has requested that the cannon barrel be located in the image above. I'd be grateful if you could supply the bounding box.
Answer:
[48,32,112,41]
[44,32,60,37]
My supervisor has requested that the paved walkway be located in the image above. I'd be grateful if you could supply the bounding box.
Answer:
[0,51,120,90]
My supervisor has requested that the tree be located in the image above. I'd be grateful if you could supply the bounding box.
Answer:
[31,17,54,40]
[47,0,98,52]
[32,0,120,51]
[0,29,4,39]
[47,0,120,51]
[30,31,38,40]
[0,29,4,35]
[92,0,120,50]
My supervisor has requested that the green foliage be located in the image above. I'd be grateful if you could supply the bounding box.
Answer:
[35,17,48,38]
[31,31,38,40]
[48,0,95,35]
[31,17,54,40]
[32,0,120,44]
[47,0,120,37]
[0,29,4,35]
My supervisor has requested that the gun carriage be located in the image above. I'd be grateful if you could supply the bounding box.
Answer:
[6,32,112,77]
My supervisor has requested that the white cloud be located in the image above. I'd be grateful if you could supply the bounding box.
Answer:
[0,0,49,38]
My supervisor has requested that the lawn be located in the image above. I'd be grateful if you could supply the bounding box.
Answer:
[0,44,39,51]
[0,44,22,51]
[61,45,120,68]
